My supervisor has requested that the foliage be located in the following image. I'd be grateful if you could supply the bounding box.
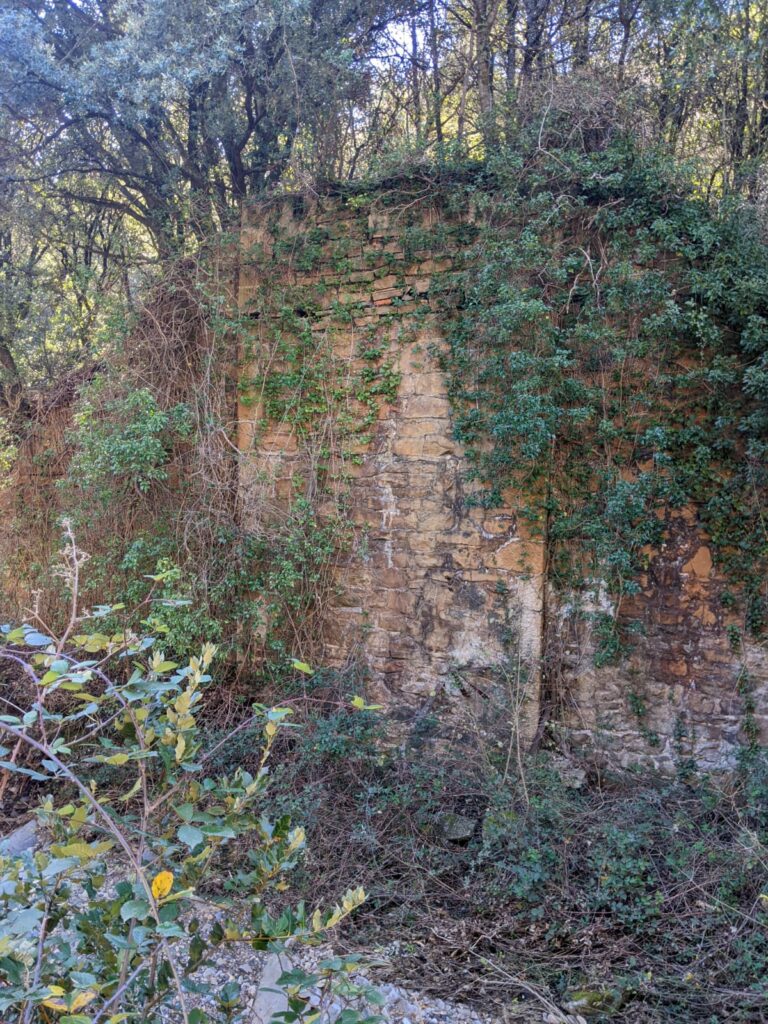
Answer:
[0,417,17,478]
[0,0,407,251]
[260,499,347,667]
[5,0,768,406]
[66,383,192,507]
[0,533,378,1024]
[239,691,768,1022]
[433,132,768,651]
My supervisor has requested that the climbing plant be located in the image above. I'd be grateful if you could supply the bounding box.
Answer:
[427,134,768,657]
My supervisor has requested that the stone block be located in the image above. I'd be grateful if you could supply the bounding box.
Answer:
[494,539,545,575]
[683,546,713,578]
[403,395,452,418]
[337,289,371,305]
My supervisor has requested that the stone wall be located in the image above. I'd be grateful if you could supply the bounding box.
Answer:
[238,193,768,770]
[562,513,768,771]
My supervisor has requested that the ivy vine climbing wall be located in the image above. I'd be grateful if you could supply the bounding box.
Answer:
[238,147,768,771]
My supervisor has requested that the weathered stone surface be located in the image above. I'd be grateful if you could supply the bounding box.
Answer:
[238,195,768,771]
[0,820,37,856]
[238,197,543,748]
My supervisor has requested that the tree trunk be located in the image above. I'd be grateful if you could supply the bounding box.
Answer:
[428,0,445,155]
[475,0,498,146]
[410,16,423,135]
[520,0,550,91]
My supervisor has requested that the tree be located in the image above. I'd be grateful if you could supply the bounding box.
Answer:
[0,0,407,253]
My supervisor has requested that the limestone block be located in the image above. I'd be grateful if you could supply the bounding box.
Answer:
[403,395,452,418]
[682,546,713,578]
[338,289,371,304]
[397,371,449,399]
[494,538,546,575]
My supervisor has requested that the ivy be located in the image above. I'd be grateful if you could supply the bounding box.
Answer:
[431,136,768,649]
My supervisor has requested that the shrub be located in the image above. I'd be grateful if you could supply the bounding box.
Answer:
[0,530,379,1024]
[66,381,192,507]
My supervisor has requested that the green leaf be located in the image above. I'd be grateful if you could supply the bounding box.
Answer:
[120,899,150,921]
[178,824,205,849]
[24,631,54,647]
[69,972,97,988]
[0,761,48,781]
[291,660,313,675]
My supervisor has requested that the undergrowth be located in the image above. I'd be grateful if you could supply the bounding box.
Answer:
[207,679,768,1023]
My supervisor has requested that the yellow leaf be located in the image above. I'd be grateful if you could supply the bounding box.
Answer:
[264,721,277,739]
[287,826,305,852]
[71,991,97,1011]
[174,733,186,761]
[50,841,106,861]
[174,691,192,714]
[42,999,69,1012]
[151,870,174,900]
[120,778,142,802]
[42,990,97,1013]
[351,695,382,711]
[104,752,130,766]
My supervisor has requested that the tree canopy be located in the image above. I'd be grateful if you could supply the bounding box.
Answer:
[3,0,768,391]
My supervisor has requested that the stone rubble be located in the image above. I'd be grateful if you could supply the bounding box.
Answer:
[195,940,508,1024]
[2,827,554,1023]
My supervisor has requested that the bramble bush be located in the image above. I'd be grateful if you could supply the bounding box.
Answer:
[0,528,380,1024]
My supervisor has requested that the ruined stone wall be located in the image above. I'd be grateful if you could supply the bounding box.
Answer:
[562,515,768,771]
[238,194,768,771]
[239,195,543,745]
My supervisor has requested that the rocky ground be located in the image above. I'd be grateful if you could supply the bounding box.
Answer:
[192,936,565,1023]
[2,820,584,1024]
